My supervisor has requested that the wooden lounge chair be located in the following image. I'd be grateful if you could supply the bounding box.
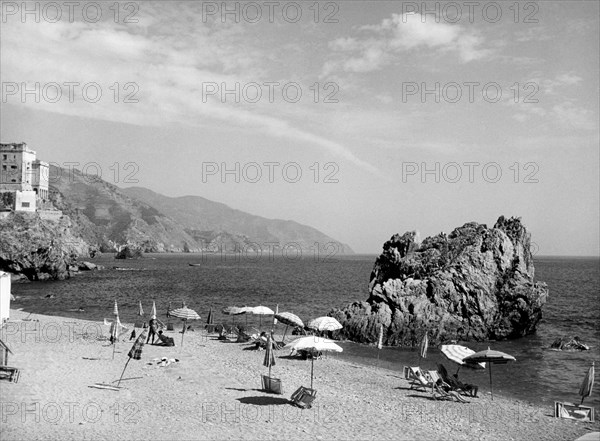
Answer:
[404,366,436,392]
[290,386,317,409]
[437,363,478,397]
[261,375,283,395]
[0,366,20,383]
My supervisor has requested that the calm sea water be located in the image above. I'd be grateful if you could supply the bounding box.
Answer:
[8,253,600,412]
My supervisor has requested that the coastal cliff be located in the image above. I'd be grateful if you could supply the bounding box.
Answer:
[330,216,548,346]
[0,212,94,280]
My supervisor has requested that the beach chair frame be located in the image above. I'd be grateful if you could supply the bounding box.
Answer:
[0,366,20,383]
[290,386,317,409]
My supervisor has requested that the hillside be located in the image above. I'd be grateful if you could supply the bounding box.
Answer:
[47,166,352,254]
[121,187,354,254]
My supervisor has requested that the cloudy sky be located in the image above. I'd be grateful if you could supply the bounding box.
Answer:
[1,1,598,255]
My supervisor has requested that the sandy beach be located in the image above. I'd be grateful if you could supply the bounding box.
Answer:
[1,309,598,441]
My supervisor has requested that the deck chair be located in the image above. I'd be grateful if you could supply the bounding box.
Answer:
[166,322,174,331]
[290,386,317,409]
[437,363,478,397]
[261,375,283,395]
[404,366,436,391]
[0,366,20,383]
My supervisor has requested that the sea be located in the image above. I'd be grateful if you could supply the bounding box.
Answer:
[7,253,600,413]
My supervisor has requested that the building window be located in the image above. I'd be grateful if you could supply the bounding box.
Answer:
[11,165,17,169]
[22,202,30,208]
[2,155,6,160]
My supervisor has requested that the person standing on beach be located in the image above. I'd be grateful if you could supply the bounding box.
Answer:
[146,314,164,344]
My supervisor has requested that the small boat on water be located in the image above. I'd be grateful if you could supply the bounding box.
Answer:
[188,263,202,267]
[113,267,146,271]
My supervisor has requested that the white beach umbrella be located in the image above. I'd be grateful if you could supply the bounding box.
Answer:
[284,336,343,388]
[251,305,274,329]
[307,317,342,333]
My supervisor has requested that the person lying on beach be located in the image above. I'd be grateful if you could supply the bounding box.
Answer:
[155,330,175,346]
[218,328,229,341]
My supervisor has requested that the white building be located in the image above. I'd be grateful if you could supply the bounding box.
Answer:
[0,142,49,211]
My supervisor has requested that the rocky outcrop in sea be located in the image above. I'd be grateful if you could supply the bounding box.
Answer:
[330,216,548,346]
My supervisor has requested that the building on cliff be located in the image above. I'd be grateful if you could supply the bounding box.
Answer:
[0,142,49,211]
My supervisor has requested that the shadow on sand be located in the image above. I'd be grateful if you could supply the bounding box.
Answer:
[236,396,290,406]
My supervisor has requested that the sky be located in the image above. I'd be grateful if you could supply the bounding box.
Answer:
[1,1,598,255]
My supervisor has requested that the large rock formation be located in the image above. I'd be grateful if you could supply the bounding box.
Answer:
[0,212,93,280]
[330,216,548,346]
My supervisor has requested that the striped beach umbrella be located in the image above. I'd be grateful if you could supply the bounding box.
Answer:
[263,334,276,379]
[274,312,303,343]
[578,361,595,405]
[420,331,429,359]
[117,330,147,387]
[464,347,516,400]
[441,345,486,374]
[170,306,201,347]
[113,300,119,316]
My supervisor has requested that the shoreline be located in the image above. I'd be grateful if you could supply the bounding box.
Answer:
[2,310,599,440]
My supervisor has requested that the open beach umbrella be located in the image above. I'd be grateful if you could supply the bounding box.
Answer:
[441,345,486,374]
[239,306,254,326]
[252,305,274,329]
[307,317,342,334]
[274,312,304,343]
[169,306,201,347]
[138,301,144,317]
[284,336,343,388]
[578,361,595,405]
[464,347,516,400]
[222,306,244,328]
[263,334,276,379]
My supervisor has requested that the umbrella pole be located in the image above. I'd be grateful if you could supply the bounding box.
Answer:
[282,325,289,344]
[311,357,314,389]
[112,338,116,360]
[181,320,186,348]
[489,363,493,400]
[117,358,131,387]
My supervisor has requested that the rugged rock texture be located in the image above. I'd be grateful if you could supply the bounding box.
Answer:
[330,216,548,346]
[0,212,92,280]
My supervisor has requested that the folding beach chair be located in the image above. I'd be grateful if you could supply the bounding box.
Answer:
[262,375,283,395]
[432,383,470,403]
[404,366,436,392]
[437,363,478,397]
[0,366,20,383]
[290,386,317,409]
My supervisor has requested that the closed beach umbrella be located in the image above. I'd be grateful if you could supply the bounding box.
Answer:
[150,301,157,319]
[113,300,119,316]
[274,312,304,343]
[464,347,516,400]
[307,317,342,333]
[420,331,429,359]
[138,301,144,316]
[284,336,343,388]
[117,330,147,387]
[578,361,595,405]
[252,305,274,329]
[206,307,214,326]
[441,344,486,374]
[169,306,201,347]
[263,334,276,378]
[377,324,384,350]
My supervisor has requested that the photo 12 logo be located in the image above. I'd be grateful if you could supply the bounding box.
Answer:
[1,2,140,24]
[200,1,340,24]
[400,2,540,24]
[1,401,140,424]
[201,81,339,104]
[401,82,539,104]
[201,162,339,184]
[1,82,139,104]
[401,162,540,184]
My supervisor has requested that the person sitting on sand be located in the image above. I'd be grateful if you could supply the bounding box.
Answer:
[155,330,175,347]
[218,328,229,341]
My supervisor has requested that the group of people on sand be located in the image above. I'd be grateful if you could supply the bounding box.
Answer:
[128,315,175,346]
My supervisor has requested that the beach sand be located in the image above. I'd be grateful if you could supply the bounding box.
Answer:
[1,309,598,441]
